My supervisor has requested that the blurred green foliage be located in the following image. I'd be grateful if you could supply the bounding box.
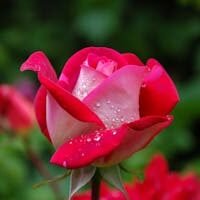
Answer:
[0,0,200,199]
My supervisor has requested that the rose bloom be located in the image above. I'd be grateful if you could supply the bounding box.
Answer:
[20,47,179,169]
[73,155,200,200]
[0,84,35,134]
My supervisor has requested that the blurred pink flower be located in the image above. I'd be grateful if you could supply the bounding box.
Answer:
[0,84,35,134]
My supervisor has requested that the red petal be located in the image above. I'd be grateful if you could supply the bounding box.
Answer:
[38,74,104,126]
[96,116,173,166]
[4,86,35,132]
[145,154,169,182]
[34,86,51,141]
[50,126,128,169]
[140,59,180,116]
[60,47,127,91]
[20,51,57,81]
[122,53,144,66]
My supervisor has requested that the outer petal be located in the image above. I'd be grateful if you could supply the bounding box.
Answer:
[38,74,104,126]
[140,59,179,116]
[20,51,57,81]
[20,51,57,140]
[122,53,144,66]
[34,86,51,141]
[50,126,128,169]
[46,93,99,148]
[20,51,104,128]
[59,47,128,91]
[95,115,173,166]
[83,65,147,129]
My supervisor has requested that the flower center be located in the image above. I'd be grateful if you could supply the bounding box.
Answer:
[82,53,117,76]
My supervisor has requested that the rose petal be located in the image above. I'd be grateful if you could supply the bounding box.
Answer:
[60,47,127,91]
[33,86,51,141]
[122,53,144,66]
[83,65,147,129]
[95,115,173,166]
[72,65,106,100]
[140,59,180,116]
[20,51,57,81]
[38,74,104,126]
[46,93,98,148]
[50,126,128,169]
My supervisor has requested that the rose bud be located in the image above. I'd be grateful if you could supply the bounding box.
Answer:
[20,47,179,169]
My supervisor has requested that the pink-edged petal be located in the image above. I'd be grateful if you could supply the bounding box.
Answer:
[122,53,144,66]
[50,126,128,169]
[83,65,147,129]
[60,47,127,91]
[38,73,104,126]
[95,116,173,166]
[20,51,57,81]
[72,65,106,100]
[34,86,51,141]
[46,93,98,148]
[140,59,180,116]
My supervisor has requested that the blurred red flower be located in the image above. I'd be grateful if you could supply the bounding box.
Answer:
[0,84,35,134]
[73,155,200,200]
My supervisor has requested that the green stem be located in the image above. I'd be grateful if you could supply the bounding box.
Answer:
[22,136,62,200]
[91,171,101,200]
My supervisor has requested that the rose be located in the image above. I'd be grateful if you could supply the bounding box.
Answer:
[130,155,200,200]
[0,84,35,133]
[72,155,200,200]
[20,47,179,169]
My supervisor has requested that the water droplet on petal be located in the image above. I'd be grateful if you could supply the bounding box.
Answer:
[141,83,146,88]
[87,138,92,142]
[96,103,101,107]
[106,100,111,104]
[82,84,87,89]
[112,130,117,135]
[130,116,135,121]
[166,115,171,120]
[81,153,85,157]
[120,117,124,122]
[147,67,151,72]
[63,161,67,167]
[94,135,101,141]
[69,141,73,144]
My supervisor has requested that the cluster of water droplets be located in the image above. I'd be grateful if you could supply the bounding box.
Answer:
[93,99,138,129]
[61,127,120,167]
[73,76,98,100]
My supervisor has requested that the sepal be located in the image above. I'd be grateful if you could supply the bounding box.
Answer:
[100,165,129,199]
[67,166,96,200]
